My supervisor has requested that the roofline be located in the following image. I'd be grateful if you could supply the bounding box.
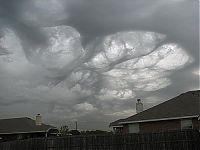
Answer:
[119,115,199,124]
[46,127,59,132]
[0,131,47,135]
[0,117,56,128]
[0,117,31,120]
[0,127,58,135]
[111,125,123,128]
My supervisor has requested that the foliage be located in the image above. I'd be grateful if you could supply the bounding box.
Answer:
[60,125,69,136]
[80,130,113,135]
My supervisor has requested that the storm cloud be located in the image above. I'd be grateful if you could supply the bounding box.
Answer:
[0,0,199,130]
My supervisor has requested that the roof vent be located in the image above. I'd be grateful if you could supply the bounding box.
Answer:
[136,99,143,114]
[35,114,42,126]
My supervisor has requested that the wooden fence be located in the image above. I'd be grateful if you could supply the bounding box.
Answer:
[0,130,199,150]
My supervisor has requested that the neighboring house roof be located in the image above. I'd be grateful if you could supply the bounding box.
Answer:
[110,90,200,126]
[109,119,125,127]
[0,117,56,134]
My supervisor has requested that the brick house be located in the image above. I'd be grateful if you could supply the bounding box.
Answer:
[0,114,59,142]
[110,90,200,134]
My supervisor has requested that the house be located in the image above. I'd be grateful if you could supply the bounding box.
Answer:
[110,90,200,134]
[0,114,59,142]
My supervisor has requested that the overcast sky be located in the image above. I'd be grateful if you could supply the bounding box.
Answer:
[0,0,199,130]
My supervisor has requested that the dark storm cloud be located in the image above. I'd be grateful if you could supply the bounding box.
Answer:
[68,0,198,49]
[0,0,198,58]
[0,0,199,130]
[0,0,47,45]
[67,0,199,105]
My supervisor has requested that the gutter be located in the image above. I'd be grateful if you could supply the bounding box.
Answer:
[0,127,58,135]
[111,125,123,128]
[119,115,199,124]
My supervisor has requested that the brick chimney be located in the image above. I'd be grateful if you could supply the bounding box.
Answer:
[136,99,143,113]
[35,114,42,126]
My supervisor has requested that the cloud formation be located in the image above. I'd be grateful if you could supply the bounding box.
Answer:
[0,0,199,130]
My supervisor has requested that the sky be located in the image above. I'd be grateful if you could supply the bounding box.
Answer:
[0,0,199,130]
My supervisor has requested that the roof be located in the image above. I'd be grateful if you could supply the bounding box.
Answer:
[109,119,125,127]
[0,117,56,134]
[110,90,200,126]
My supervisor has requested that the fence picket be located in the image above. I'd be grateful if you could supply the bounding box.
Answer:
[0,130,199,150]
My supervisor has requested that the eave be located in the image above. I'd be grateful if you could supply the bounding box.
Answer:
[119,115,199,124]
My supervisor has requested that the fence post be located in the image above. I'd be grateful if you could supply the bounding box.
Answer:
[82,136,87,150]
[124,135,126,150]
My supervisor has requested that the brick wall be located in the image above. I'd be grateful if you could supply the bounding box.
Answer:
[122,124,129,134]
[139,119,181,133]
[121,117,199,134]
[192,118,200,130]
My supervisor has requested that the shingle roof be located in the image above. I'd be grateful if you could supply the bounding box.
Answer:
[0,117,56,134]
[109,119,125,127]
[110,90,200,126]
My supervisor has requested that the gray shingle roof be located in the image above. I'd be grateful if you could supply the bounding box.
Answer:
[110,90,200,126]
[0,117,56,134]
[109,119,125,127]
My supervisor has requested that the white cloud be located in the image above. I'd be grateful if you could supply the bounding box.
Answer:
[97,88,136,100]
[27,26,83,70]
[134,78,171,91]
[0,28,192,102]
[155,43,192,70]
[74,102,97,115]
[87,31,166,69]
[193,69,200,76]
[107,109,136,117]
[0,28,29,75]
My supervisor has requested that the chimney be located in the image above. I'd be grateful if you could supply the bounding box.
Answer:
[35,114,42,126]
[136,99,143,113]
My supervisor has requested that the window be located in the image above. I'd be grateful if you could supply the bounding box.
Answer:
[181,119,193,130]
[128,123,139,133]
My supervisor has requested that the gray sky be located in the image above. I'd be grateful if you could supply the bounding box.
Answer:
[0,0,199,130]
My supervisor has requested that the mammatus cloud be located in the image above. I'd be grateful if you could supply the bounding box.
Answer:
[26,26,83,70]
[0,0,198,130]
[0,25,194,128]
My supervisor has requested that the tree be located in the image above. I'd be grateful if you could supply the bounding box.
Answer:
[60,125,69,136]
[80,130,113,135]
